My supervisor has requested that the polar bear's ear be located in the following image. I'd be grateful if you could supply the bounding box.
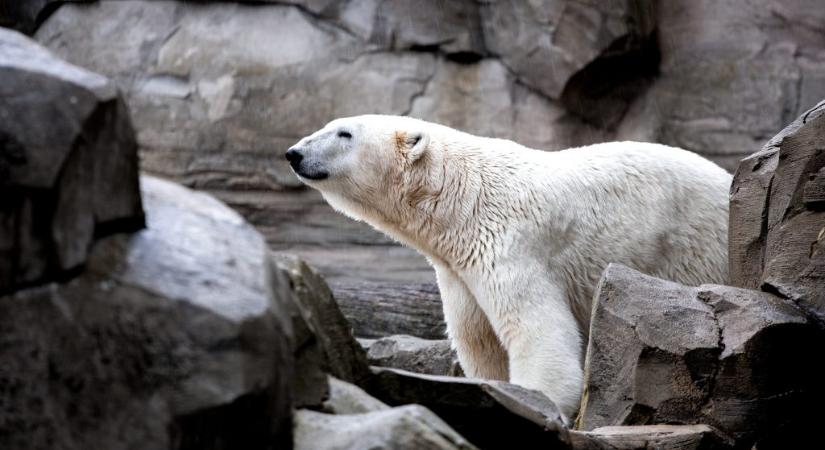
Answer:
[402,131,430,163]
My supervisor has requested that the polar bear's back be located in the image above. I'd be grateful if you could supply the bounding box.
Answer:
[517,141,731,320]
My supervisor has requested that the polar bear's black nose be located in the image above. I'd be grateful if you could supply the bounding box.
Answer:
[285,148,303,167]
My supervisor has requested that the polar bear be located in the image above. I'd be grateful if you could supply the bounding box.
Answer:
[286,115,730,420]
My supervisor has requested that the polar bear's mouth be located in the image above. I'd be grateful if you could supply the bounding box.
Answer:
[297,169,329,181]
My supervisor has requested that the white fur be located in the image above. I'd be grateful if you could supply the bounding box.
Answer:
[290,115,731,421]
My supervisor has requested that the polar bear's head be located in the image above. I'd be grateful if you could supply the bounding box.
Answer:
[286,115,440,231]
[286,115,430,183]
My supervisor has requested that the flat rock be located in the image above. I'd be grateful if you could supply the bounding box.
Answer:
[0,176,294,449]
[568,425,732,450]
[366,367,569,449]
[360,335,462,376]
[294,405,478,450]
[0,27,143,293]
[578,264,824,448]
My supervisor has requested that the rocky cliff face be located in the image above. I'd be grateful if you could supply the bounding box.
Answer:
[3,12,825,449]
[3,0,822,287]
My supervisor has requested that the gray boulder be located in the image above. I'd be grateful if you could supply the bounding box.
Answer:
[0,27,143,293]
[729,100,825,322]
[578,264,824,448]
[360,335,462,377]
[0,176,294,449]
[294,405,478,450]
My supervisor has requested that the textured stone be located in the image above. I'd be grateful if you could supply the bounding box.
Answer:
[0,27,143,293]
[578,264,824,448]
[359,0,485,57]
[366,367,569,449]
[360,335,461,377]
[294,405,478,450]
[0,176,293,450]
[729,100,825,322]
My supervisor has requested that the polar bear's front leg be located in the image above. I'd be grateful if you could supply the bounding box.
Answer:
[476,271,584,421]
[433,264,509,380]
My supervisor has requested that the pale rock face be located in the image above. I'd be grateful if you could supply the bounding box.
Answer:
[289,115,731,419]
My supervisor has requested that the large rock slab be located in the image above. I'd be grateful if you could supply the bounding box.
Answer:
[0,27,143,294]
[366,367,569,449]
[0,176,294,450]
[294,405,478,450]
[579,264,824,448]
[729,100,825,322]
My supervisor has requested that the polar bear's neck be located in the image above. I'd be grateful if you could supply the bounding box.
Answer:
[389,137,557,271]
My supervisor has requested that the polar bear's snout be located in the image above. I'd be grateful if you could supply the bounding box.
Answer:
[285,145,329,181]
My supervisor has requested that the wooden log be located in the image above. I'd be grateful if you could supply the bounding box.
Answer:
[329,281,446,339]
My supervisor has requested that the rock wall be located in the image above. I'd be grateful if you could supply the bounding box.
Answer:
[5,0,825,286]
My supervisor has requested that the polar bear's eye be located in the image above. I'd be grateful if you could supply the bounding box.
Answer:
[337,131,352,139]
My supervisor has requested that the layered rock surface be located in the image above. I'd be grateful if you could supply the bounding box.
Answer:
[18,0,825,288]
[729,100,825,323]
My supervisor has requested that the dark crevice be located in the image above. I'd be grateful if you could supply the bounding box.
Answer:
[560,29,661,130]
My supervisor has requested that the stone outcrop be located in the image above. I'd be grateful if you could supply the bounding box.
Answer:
[729,100,825,323]
[0,27,143,294]
[578,264,824,448]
